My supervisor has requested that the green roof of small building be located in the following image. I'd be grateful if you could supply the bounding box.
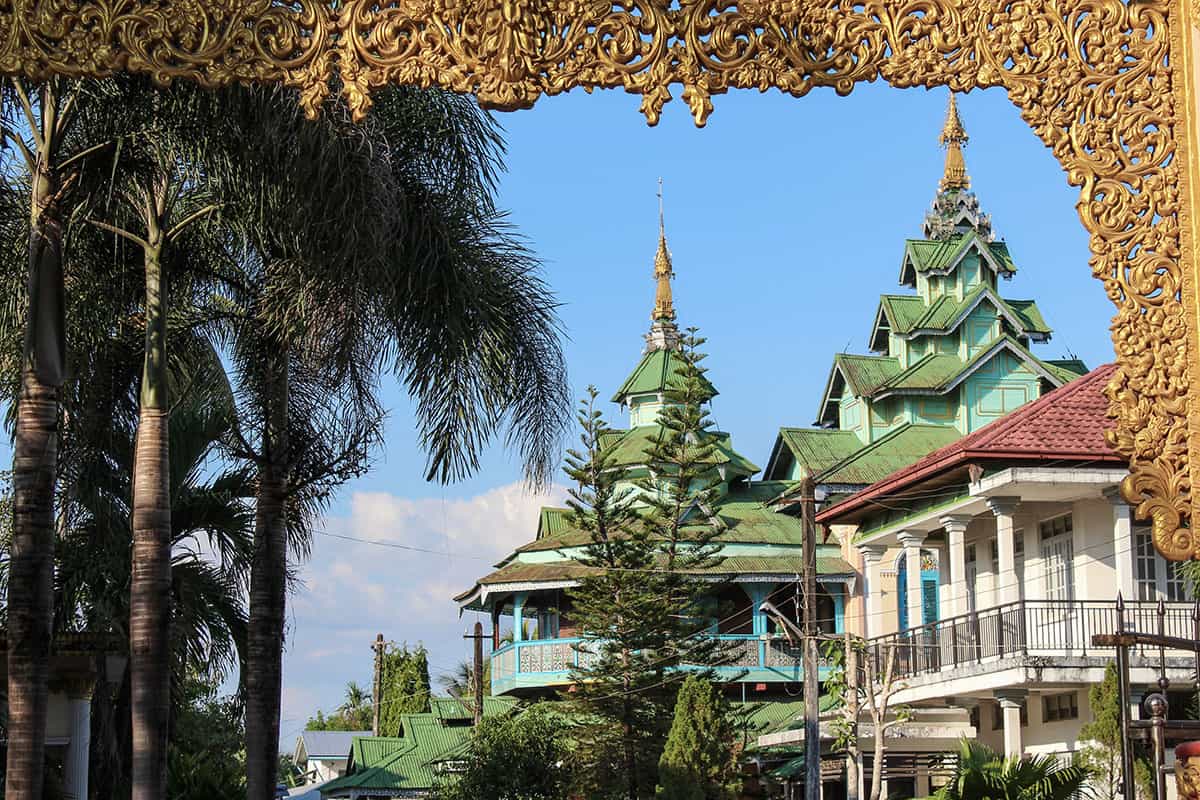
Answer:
[324,700,519,797]
[610,348,717,403]
[829,354,901,397]
[814,423,963,486]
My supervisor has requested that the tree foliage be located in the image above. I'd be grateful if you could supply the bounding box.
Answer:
[379,643,432,735]
[437,703,569,800]
[935,739,1093,800]
[305,681,374,732]
[563,331,730,800]
[167,672,247,800]
[655,675,740,800]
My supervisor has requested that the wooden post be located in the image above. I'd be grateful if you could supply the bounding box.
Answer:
[801,477,820,800]
[473,621,484,726]
[372,633,384,737]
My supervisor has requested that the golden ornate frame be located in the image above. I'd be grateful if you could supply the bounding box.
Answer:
[2,0,1198,556]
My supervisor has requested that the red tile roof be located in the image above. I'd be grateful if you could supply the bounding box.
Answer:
[817,364,1122,522]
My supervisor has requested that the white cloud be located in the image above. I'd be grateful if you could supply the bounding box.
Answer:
[281,480,565,730]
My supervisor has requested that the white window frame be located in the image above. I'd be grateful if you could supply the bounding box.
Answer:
[1134,525,1192,602]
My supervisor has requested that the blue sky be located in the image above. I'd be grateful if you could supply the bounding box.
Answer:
[278,83,1116,743]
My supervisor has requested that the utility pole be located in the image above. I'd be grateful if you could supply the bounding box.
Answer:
[800,477,821,800]
[372,633,384,736]
[463,623,492,729]
[463,622,490,726]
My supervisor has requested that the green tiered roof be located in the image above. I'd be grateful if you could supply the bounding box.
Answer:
[766,94,1086,491]
[611,348,717,403]
[597,426,758,475]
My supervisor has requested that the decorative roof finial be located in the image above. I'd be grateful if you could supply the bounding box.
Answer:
[652,177,676,322]
[939,92,970,192]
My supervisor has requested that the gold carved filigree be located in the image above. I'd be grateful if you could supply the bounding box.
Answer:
[0,0,1196,557]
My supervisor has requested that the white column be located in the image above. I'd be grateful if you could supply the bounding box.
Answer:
[64,685,93,800]
[941,515,972,617]
[897,531,926,630]
[987,498,1020,606]
[995,691,1025,759]
[859,545,887,638]
[1104,486,1136,600]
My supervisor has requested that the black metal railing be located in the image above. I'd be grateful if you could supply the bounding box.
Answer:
[866,599,1198,681]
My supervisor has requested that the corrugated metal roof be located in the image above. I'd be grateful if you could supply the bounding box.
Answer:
[601,426,759,475]
[473,553,853,587]
[814,424,963,486]
[903,233,1016,277]
[537,507,571,539]
[610,349,718,402]
[300,730,372,759]
[832,354,901,396]
[877,295,928,334]
[324,702,518,796]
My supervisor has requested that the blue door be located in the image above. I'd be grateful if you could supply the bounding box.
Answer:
[897,551,940,630]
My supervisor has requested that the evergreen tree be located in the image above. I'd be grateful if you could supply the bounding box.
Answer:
[564,331,730,800]
[437,703,569,800]
[379,643,432,735]
[656,675,740,800]
[1079,663,1121,800]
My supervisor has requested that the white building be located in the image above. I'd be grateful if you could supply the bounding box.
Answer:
[767,364,1194,798]
[294,730,371,786]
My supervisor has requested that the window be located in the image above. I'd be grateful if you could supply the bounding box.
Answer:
[991,701,1028,730]
[1136,528,1159,601]
[1043,692,1079,722]
[966,544,978,612]
[1040,515,1075,603]
[1135,525,1193,602]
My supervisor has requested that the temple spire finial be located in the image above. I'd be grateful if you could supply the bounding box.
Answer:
[652,177,676,323]
[645,179,680,352]
[939,92,970,192]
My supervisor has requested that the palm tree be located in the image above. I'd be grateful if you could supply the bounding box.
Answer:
[81,79,236,800]
[0,77,121,800]
[51,339,252,798]
[212,85,569,800]
[935,739,1094,800]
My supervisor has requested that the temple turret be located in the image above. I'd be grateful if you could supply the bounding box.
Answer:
[924,94,994,242]
[764,93,1088,488]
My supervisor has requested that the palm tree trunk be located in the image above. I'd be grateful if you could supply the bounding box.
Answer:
[130,240,171,800]
[6,155,65,800]
[246,348,289,800]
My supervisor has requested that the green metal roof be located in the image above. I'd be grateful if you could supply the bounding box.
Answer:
[516,484,824,554]
[469,553,854,589]
[830,354,901,397]
[872,335,1069,398]
[814,423,963,486]
[537,507,572,539]
[323,700,519,797]
[600,426,759,475]
[610,348,717,403]
[876,295,929,335]
[900,232,1016,284]
[772,429,863,480]
[878,286,1051,340]
[1045,357,1089,378]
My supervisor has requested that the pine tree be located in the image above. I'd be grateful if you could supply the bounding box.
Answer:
[564,330,730,800]
[379,643,432,735]
[656,675,741,800]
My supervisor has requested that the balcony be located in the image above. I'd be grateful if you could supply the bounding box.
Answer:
[866,599,1198,693]
[490,634,833,696]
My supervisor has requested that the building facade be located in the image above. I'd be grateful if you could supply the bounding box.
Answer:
[805,364,1195,797]
[455,211,856,699]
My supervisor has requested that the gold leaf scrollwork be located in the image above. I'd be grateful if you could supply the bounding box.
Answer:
[0,0,1196,559]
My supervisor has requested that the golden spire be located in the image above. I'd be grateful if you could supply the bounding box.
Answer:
[939,92,970,192]
[652,177,676,322]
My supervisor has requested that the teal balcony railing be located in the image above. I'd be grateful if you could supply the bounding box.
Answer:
[489,633,833,695]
